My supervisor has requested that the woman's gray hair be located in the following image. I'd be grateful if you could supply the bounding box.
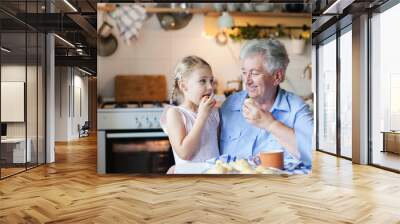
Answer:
[240,39,289,74]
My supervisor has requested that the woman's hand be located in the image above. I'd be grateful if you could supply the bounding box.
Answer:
[242,98,276,131]
[198,94,216,120]
[242,98,302,160]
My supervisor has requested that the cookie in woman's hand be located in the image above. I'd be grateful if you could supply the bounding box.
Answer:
[244,97,254,106]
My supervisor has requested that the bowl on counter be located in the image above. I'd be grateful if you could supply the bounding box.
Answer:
[227,3,240,12]
[284,3,305,12]
[240,3,254,12]
[253,3,275,12]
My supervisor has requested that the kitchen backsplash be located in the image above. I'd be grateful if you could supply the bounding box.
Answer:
[97,14,312,100]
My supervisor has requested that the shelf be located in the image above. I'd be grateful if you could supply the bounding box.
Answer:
[146,8,311,18]
[145,7,210,14]
[98,5,311,19]
[205,11,311,18]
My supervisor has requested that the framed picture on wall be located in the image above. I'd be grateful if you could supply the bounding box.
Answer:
[1,81,25,122]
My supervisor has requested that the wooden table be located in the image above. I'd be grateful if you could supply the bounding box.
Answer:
[381,131,400,154]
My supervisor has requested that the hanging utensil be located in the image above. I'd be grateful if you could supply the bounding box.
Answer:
[156,3,193,31]
[97,21,118,57]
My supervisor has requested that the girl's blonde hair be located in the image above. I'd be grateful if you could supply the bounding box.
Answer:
[170,56,212,104]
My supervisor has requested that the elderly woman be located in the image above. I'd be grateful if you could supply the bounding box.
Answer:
[219,39,313,167]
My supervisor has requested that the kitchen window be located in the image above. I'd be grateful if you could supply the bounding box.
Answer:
[370,1,400,171]
[339,26,352,159]
[317,35,337,155]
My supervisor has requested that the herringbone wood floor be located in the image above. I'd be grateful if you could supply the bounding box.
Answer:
[1,135,400,224]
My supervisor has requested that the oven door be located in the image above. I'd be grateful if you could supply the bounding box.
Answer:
[106,131,174,173]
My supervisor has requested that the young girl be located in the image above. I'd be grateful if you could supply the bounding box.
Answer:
[160,56,220,165]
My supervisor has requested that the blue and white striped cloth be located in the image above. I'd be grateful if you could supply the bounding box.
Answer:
[109,4,146,43]
[206,154,311,175]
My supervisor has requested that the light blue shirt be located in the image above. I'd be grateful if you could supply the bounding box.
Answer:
[219,88,314,167]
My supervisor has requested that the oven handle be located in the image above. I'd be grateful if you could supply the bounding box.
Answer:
[106,132,167,138]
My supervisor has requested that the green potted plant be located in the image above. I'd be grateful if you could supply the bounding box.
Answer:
[290,27,310,54]
[228,24,270,42]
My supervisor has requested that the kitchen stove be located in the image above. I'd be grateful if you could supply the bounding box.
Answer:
[97,101,174,174]
[98,101,168,130]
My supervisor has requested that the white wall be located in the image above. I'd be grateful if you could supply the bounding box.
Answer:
[55,67,69,141]
[97,14,312,100]
[72,73,89,138]
[1,64,46,163]
[1,65,26,81]
[1,65,34,137]
[55,67,89,141]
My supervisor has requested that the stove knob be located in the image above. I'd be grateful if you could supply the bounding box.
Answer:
[145,118,153,128]
[135,118,142,128]
[154,118,160,128]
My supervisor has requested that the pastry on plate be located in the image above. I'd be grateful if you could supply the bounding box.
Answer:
[240,168,257,174]
[206,160,229,174]
[230,159,252,172]
[218,160,233,172]
[255,165,274,174]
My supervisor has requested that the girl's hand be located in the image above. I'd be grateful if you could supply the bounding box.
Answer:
[198,94,216,120]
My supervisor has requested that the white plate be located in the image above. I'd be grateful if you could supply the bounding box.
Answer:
[174,162,212,174]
